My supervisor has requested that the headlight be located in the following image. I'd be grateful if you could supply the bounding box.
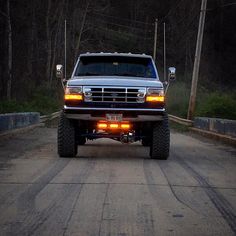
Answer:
[146,87,164,102]
[64,86,83,101]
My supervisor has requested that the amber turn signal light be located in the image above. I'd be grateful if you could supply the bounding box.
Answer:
[64,94,83,101]
[146,95,164,102]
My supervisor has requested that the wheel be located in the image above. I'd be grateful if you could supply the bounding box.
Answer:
[58,112,77,157]
[141,138,150,146]
[150,114,170,160]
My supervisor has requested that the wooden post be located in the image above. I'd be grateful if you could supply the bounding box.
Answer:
[187,0,207,120]
[64,19,67,81]
[163,22,166,82]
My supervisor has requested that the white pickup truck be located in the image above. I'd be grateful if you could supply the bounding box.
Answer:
[56,52,176,159]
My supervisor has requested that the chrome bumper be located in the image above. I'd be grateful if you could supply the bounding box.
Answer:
[64,106,165,122]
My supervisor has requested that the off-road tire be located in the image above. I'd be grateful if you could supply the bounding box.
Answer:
[58,112,77,157]
[150,114,170,160]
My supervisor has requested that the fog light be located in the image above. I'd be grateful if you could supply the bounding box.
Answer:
[121,124,130,129]
[109,123,119,129]
[98,123,108,129]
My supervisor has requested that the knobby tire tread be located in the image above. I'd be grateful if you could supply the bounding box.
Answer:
[150,114,170,160]
[58,112,77,157]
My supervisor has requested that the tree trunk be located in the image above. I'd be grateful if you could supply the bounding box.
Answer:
[50,0,65,84]
[28,1,36,82]
[6,0,12,100]
[74,0,90,60]
[46,0,52,84]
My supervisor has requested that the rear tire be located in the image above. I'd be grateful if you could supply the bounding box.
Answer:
[58,112,77,157]
[150,114,170,160]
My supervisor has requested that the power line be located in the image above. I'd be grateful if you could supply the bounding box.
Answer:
[91,11,153,26]
[221,2,236,7]
[87,15,153,33]
[88,24,153,40]
[207,1,236,11]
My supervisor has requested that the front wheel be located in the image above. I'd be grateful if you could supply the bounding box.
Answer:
[150,114,170,160]
[58,112,77,157]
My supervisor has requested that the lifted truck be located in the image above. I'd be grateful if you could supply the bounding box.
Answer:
[56,52,176,159]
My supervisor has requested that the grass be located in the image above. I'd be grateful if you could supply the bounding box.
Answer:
[165,81,190,118]
[169,120,189,132]
[195,92,236,120]
[166,81,236,120]
[0,86,62,115]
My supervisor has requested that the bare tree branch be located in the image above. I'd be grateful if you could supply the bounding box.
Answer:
[0,9,8,18]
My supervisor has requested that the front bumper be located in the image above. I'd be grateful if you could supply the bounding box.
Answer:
[64,105,165,122]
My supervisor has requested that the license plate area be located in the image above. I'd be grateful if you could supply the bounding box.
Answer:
[106,114,123,122]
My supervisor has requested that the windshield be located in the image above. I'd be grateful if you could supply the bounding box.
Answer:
[75,56,157,78]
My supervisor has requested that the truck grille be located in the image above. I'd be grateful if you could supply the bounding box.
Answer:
[83,86,146,103]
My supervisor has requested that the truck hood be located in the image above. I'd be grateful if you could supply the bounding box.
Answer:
[67,76,163,88]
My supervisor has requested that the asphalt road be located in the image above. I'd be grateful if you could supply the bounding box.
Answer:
[0,126,236,236]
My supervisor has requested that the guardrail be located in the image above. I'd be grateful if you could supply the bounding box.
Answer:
[1,111,235,145]
[168,114,193,126]
[0,111,60,137]
[169,114,236,145]
[40,111,60,123]
[0,112,40,133]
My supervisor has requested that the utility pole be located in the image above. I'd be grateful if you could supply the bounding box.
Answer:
[163,22,166,82]
[187,0,207,120]
[64,19,67,81]
[153,18,158,62]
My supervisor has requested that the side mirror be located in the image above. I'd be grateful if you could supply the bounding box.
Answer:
[168,67,176,81]
[56,64,63,79]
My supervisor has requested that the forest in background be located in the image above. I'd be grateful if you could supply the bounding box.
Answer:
[0,0,236,118]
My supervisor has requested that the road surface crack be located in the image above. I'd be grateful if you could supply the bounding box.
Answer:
[174,152,236,234]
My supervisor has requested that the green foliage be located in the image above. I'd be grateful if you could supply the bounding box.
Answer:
[169,121,189,132]
[165,82,190,118]
[0,86,62,115]
[196,93,236,120]
[166,81,236,120]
